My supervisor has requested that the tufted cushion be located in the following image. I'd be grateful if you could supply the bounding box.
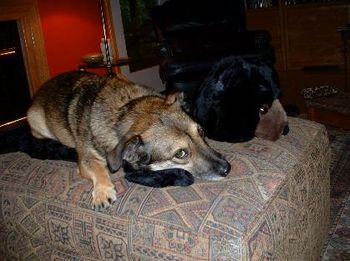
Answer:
[0,117,330,260]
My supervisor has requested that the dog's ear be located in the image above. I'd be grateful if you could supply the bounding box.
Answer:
[106,135,151,173]
[164,91,186,106]
[106,138,126,173]
[122,136,151,168]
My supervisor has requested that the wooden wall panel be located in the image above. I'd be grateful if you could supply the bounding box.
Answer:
[247,3,350,111]
[285,4,348,70]
[0,0,50,96]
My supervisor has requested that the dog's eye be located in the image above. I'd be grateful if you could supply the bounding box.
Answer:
[174,149,189,159]
[259,104,269,115]
[198,126,205,138]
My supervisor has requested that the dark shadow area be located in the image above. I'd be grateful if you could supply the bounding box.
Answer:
[0,21,31,125]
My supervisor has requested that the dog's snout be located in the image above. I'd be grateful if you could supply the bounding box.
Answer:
[282,124,290,136]
[219,160,231,177]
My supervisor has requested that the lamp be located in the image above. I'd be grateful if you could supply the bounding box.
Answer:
[80,0,132,75]
[99,0,115,77]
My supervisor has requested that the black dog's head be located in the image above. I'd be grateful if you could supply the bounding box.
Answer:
[192,56,288,143]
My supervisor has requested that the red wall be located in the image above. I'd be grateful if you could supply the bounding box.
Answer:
[38,0,104,76]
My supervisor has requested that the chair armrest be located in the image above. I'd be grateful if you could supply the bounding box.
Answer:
[154,40,174,59]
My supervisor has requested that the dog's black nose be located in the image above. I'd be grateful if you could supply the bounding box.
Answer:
[220,161,231,177]
[282,124,290,135]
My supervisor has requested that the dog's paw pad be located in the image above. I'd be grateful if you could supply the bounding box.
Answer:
[92,185,117,210]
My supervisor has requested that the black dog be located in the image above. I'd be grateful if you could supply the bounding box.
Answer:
[190,56,289,142]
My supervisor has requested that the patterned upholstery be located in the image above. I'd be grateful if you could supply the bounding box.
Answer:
[0,117,330,260]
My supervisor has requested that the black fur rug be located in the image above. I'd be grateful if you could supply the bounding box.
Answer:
[0,124,77,161]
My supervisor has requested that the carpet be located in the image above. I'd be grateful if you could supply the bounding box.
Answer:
[321,127,350,260]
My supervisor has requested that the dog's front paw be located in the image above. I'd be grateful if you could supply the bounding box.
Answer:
[92,185,117,210]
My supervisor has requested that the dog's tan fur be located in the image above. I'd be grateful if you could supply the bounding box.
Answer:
[27,71,230,209]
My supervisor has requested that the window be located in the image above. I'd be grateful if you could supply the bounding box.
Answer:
[119,0,160,71]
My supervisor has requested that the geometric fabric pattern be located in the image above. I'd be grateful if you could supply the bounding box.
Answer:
[0,117,330,260]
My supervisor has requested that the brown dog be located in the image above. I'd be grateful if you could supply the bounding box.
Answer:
[27,71,230,209]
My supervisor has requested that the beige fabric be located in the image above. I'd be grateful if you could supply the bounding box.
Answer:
[0,117,330,260]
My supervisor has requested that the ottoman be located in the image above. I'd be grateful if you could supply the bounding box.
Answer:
[0,117,331,260]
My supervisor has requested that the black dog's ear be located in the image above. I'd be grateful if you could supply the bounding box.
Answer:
[122,136,150,168]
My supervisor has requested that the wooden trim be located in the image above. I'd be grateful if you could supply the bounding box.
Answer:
[0,0,50,96]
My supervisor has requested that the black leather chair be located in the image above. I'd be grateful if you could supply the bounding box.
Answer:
[150,0,274,100]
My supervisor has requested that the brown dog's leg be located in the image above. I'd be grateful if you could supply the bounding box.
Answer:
[78,151,117,210]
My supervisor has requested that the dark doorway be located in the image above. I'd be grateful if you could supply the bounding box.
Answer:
[0,21,31,125]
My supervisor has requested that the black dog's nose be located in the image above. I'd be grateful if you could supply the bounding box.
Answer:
[282,124,290,135]
[220,161,231,177]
